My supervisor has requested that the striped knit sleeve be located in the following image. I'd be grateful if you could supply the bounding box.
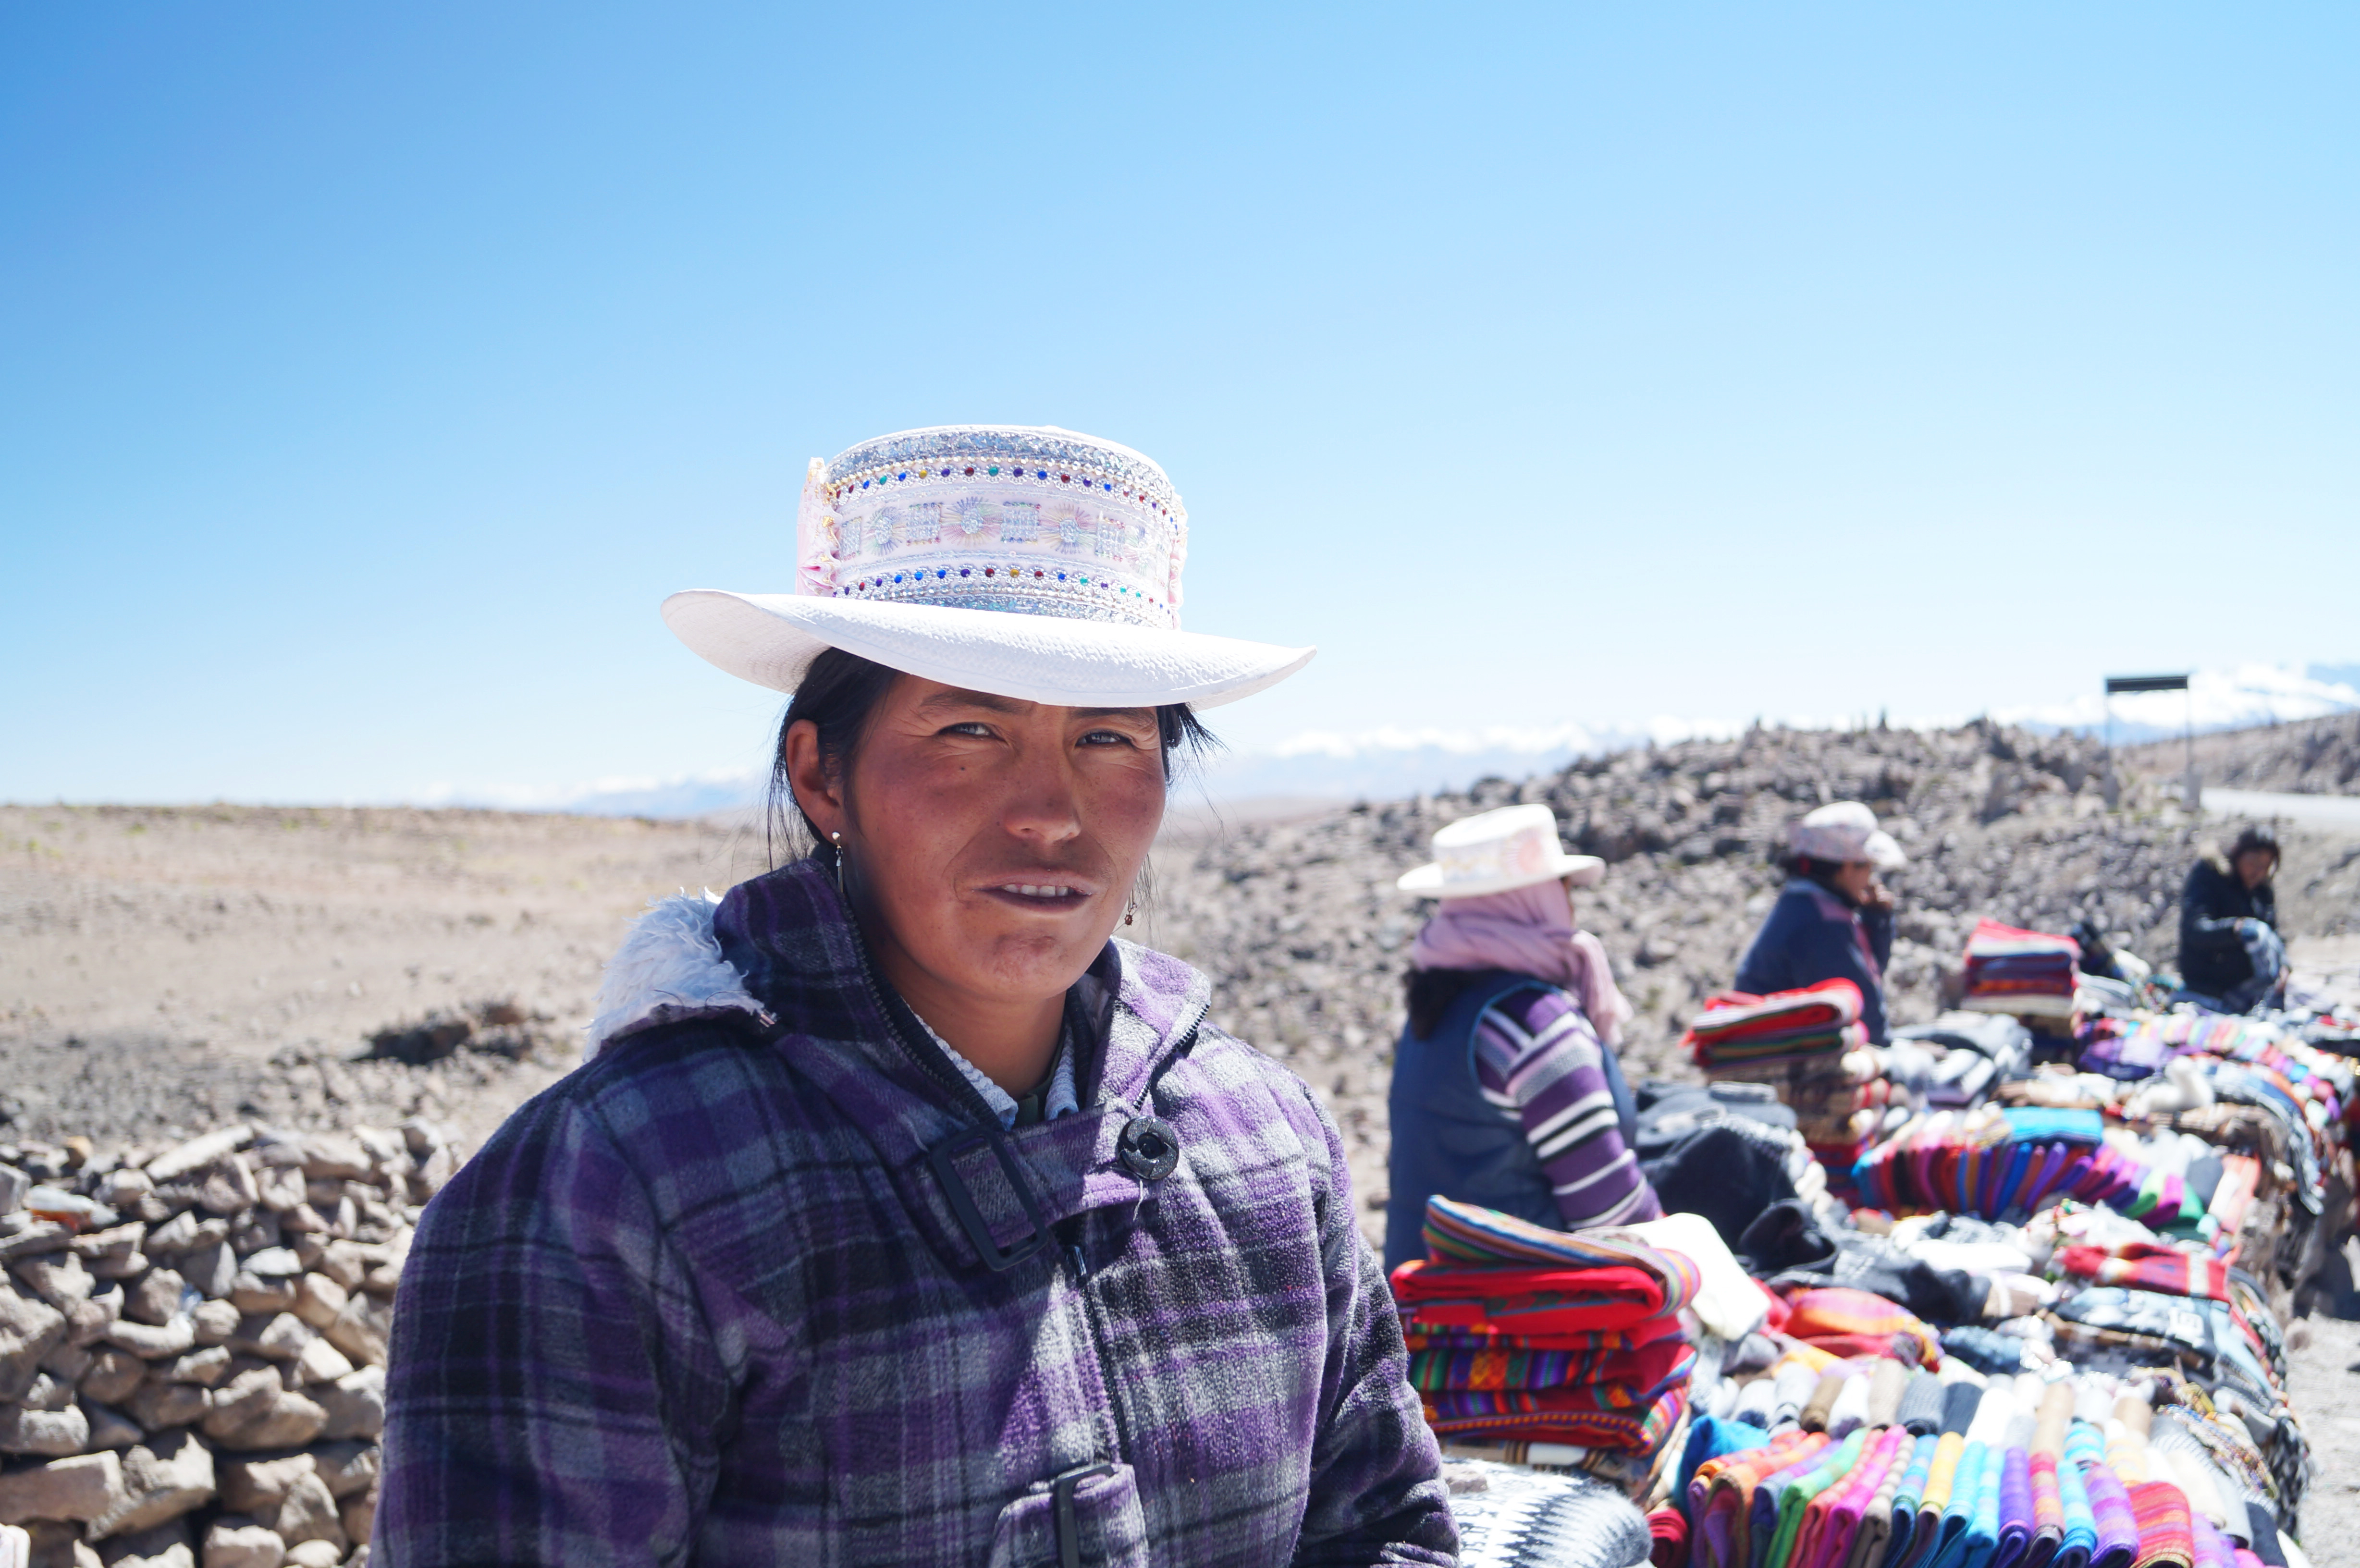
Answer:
[1471,987,1662,1229]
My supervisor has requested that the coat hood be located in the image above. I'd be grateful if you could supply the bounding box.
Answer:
[586,890,768,1059]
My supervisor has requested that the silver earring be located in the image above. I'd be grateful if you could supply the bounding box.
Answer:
[830,831,848,903]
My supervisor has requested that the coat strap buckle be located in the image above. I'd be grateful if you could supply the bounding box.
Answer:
[924,1122,1053,1272]
[1051,1460,1118,1568]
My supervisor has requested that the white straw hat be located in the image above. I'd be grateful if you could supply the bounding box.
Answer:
[1791,801,1908,871]
[1397,804,1605,898]
[663,425,1314,708]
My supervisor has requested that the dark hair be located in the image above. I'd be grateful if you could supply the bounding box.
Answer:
[1779,852,1858,906]
[2228,824,2281,873]
[762,646,1218,867]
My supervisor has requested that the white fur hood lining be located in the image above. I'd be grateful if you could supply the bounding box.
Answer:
[585,892,766,1061]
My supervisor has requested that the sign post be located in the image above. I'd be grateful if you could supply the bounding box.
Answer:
[2103,674,2194,806]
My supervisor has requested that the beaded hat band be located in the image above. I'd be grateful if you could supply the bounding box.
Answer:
[799,426,1186,631]
[662,424,1313,710]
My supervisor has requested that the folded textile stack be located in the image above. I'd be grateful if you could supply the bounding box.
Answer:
[1392,1198,1702,1466]
[1960,919,2081,1019]
[1684,982,1882,1199]
[1683,981,1868,1071]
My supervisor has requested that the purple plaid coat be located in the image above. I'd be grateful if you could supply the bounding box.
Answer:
[377,857,1453,1566]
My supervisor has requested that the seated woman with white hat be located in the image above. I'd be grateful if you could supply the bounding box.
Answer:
[1734,800,1907,1044]
[1387,804,1661,1272]
[377,428,1454,1566]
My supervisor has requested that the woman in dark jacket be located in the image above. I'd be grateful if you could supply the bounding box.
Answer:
[1733,801,1905,1043]
[2178,824,2286,1013]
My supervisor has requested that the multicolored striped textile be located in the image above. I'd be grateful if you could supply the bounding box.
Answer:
[2127,1481,2194,1568]
[1421,1382,1688,1449]
[2053,1245,2232,1303]
[1404,1317,1683,1353]
[1691,1433,1829,1568]
[1777,1286,1942,1365]
[1997,1446,2036,1568]
[1389,1263,1692,1334]
[1755,1429,1868,1568]
[1394,1197,1703,1333]
[1681,979,1866,1068]
[2031,1452,2067,1566]
[2082,1460,2139,1568]
[1418,1194,1705,1290]
[2056,1446,2098,1568]
[1396,1198,1702,1452]
[1423,1358,1694,1419]
[1406,1335,1693,1395]
[1962,919,2080,1014]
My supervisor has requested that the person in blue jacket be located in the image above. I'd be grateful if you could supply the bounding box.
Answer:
[1734,801,1906,1043]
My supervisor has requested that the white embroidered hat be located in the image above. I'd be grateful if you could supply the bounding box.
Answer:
[662,425,1314,708]
[1396,804,1606,898]
[1790,801,1908,870]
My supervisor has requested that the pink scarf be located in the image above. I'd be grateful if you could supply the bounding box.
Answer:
[1408,882,1634,1046]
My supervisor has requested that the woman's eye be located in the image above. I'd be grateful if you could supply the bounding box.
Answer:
[942,722,995,738]
[1079,729,1135,747]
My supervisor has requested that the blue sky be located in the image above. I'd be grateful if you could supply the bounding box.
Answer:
[4,4,2354,806]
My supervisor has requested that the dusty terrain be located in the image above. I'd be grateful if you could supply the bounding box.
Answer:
[0,805,768,1152]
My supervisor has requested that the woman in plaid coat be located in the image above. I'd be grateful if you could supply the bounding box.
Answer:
[376,427,1454,1567]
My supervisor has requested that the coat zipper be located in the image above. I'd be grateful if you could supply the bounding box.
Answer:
[850,916,1217,1487]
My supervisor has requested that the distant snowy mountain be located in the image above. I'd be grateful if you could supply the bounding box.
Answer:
[1992,662,2360,742]
[428,660,2358,818]
[417,769,763,819]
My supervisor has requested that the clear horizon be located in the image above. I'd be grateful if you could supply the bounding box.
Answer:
[6,5,2356,806]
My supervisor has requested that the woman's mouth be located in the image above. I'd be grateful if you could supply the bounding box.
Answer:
[983,881,1096,910]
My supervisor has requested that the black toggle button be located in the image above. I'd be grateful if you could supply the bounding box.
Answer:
[1117,1115,1180,1182]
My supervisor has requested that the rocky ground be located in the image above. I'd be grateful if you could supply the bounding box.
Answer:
[2126,710,2360,796]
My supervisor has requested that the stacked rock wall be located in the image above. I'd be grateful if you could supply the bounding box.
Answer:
[0,1120,450,1568]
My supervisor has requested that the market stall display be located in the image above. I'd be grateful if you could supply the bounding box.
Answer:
[1401,919,2357,1568]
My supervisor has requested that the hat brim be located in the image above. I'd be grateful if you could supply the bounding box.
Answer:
[1866,831,1908,871]
[1397,854,1606,897]
[662,590,1315,710]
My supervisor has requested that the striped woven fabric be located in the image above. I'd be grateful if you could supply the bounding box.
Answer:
[1779,1287,1942,1366]
[1423,1358,1693,1418]
[1421,1383,1689,1450]
[1403,1317,1682,1353]
[1420,1196,1703,1293]
[2053,1245,2232,1304]
[2127,1480,2194,1568]
[1681,980,1867,1068]
[1389,1264,1688,1334]
[1407,1336,1694,1394]
[1689,1433,1827,1568]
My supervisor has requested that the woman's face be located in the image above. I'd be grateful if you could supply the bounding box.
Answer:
[790,676,1168,1012]
[2236,849,2275,889]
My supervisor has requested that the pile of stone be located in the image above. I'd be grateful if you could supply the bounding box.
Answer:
[0,1118,453,1568]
